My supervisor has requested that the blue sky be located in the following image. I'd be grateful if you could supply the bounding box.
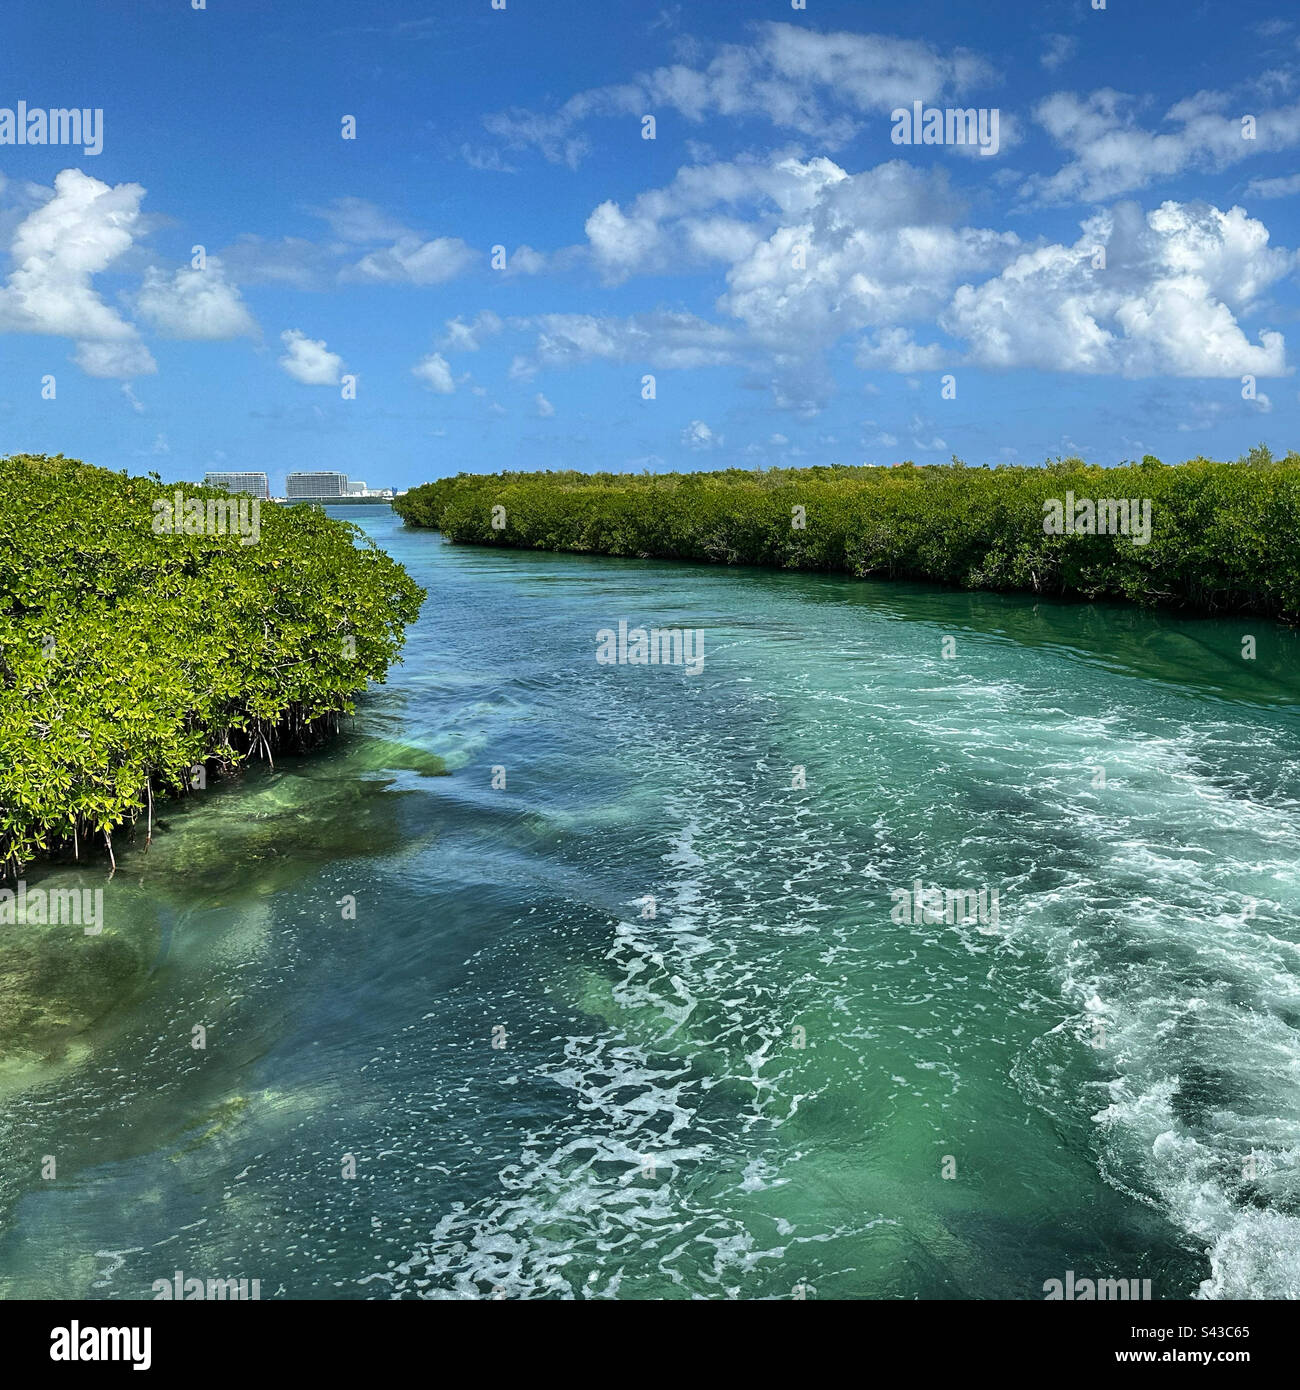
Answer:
[2,0,1299,490]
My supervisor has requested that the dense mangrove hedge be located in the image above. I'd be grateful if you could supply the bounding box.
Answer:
[0,454,424,873]
[396,454,1300,621]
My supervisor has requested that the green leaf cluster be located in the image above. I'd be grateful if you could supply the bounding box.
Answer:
[1,454,425,873]
[393,457,1300,621]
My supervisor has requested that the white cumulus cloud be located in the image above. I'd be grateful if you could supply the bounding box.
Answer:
[136,258,257,339]
[0,168,156,377]
[483,22,994,165]
[350,236,476,286]
[682,419,720,449]
[412,351,456,393]
[439,311,503,352]
[1026,88,1300,204]
[942,200,1291,377]
[279,329,344,385]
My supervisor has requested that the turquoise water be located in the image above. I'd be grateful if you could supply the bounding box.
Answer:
[2,505,1298,1300]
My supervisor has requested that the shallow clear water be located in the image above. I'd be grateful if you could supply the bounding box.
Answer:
[2,505,1298,1300]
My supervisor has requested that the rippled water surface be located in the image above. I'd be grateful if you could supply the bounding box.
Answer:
[2,505,1298,1300]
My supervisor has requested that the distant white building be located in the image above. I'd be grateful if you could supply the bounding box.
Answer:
[205,470,269,498]
[286,471,348,499]
[279,472,393,501]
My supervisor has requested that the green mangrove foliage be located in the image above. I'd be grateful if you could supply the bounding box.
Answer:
[395,455,1300,621]
[0,454,425,873]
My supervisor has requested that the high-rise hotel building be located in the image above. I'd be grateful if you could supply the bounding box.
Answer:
[204,471,270,499]
[285,471,349,499]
